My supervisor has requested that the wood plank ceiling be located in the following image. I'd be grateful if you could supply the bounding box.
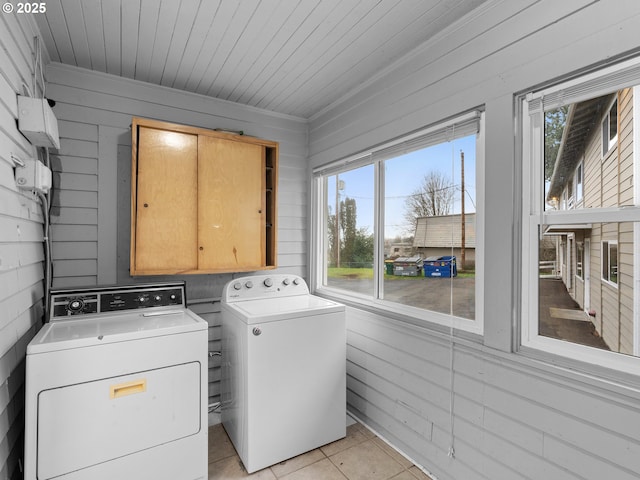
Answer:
[35,0,488,119]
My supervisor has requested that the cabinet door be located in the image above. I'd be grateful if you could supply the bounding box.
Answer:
[134,127,198,273]
[198,136,265,270]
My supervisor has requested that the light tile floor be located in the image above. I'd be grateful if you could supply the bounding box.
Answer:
[208,421,433,480]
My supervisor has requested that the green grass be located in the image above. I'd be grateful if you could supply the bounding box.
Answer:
[327,267,475,279]
[328,267,374,279]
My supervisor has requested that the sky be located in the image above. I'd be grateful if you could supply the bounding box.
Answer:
[327,134,477,239]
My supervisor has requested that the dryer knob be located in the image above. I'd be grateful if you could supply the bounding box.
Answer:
[233,282,242,290]
[282,278,290,286]
[245,281,253,289]
[293,278,301,285]
[264,278,273,287]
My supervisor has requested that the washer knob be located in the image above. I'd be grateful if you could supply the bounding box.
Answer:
[293,278,301,285]
[264,278,273,287]
[245,281,253,289]
[233,282,242,290]
[282,278,290,286]
[68,298,84,312]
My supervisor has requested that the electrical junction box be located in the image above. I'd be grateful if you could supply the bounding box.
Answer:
[15,158,52,195]
[17,95,60,149]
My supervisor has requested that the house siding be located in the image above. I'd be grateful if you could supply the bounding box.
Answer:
[564,87,636,354]
[413,214,477,268]
[0,14,47,480]
[309,1,640,479]
[42,63,308,419]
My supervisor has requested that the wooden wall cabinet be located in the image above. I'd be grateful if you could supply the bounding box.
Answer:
[130,117,278,275]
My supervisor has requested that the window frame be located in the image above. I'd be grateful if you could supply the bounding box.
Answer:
[601,239,619,287]
[576,241,584,280]
[602,97,619,156]
[311,111,485,335]
[575,161,584,206]
[567,176,575,209]
[519,55,640,376]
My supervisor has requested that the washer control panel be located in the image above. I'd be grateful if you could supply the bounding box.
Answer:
[49,282,185,320]
[223,275,309,302]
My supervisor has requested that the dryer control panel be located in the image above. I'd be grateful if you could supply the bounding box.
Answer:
[222,274,309,303]
[49,282,185,320]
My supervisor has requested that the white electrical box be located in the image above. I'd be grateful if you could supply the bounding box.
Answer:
[15,159,52,194]
[17,95,60,149]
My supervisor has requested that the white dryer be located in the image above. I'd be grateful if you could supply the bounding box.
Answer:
[221,274,346,473]
[24,282,208,480]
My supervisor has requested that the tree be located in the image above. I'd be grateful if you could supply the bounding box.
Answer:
[544,106,569,181]
[403,171,454,231]
[339,197,358,265]
[327,205,338,266]
[327,197,374,268]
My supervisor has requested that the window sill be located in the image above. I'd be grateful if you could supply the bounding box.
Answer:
[517,343,640,398]
[313,285,483,337]
[520,334,640,383]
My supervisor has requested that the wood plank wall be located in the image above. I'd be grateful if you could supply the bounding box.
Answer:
[0,13,47,480]
[43,63,308,419]
[309,1,640,479]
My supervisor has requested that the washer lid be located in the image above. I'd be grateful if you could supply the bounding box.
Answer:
[224,294,344,324]
[27,309,207,354]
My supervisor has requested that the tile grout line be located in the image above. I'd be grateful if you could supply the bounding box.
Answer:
[208,422,433,479]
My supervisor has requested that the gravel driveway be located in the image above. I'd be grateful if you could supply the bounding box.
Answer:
[327,275,475,320]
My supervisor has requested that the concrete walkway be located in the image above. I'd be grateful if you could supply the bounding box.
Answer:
[538,278,609,350]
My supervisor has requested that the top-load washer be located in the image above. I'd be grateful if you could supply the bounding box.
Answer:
[24,282,208,480]
[221,274,346,473]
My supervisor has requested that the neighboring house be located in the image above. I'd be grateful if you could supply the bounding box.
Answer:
[412,213,476,268]
[545,88,637,354]
[384,241,413,259]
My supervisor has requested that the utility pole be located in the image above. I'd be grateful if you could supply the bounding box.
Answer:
[335,175,340,268]
[460,151,465,272]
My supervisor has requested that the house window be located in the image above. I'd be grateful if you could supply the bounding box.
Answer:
[602,240,618,286]
[567,177,574,209]
[521,57,640,373]
[576,242,584,279]
[602,98,618,156]
[313,111,484,333]
[575,162,583,204]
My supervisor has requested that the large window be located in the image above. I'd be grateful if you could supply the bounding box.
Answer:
[323,165,375,296]
[521,56,640,372]
[313,111,484,332]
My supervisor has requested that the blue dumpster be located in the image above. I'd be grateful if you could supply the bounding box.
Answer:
[424,256,457,278]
